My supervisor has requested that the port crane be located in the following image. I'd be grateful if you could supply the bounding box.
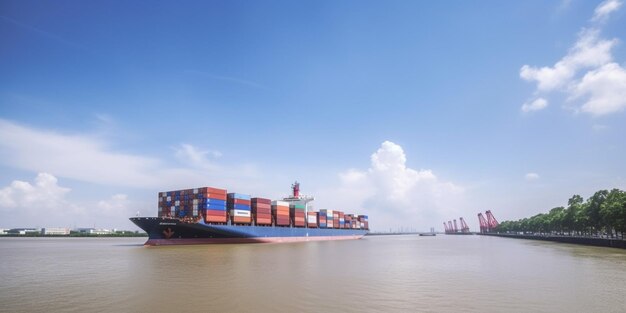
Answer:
[443,217,471,234]
[459,217,470,233]
[477,210,499,233]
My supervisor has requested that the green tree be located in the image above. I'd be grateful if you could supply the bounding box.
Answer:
[564,195,583,235]
[548,206,565,234]
[585,190,608,235]
[601,189,626,238]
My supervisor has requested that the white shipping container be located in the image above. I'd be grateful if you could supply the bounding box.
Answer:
[231,210,251,217]
[167,196,172,201]
[170,207,175,214]
[307,216,317,223]
[193,199,198,205]
[193,188,198,194]
[271,200,290,206]
[175,200,180,206]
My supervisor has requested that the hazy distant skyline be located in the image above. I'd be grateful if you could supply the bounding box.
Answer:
[1,0,625,231]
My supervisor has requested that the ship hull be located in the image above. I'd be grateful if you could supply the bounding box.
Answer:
[130,217,368,246]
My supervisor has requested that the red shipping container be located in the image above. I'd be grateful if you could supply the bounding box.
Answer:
[203,187,227,195]
[256,219,272,225]
[251,197,272,205]
[205,210,227,217]
[230,198,251,206]
[232,216,251,224]
[204,193,227,201]
[205,215,227,223]
[252,203,271,210]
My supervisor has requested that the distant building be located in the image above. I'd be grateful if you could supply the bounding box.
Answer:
[75,228,113,235]
[0,229,7,235]
[42,227,70,235]
[7,228,41,235]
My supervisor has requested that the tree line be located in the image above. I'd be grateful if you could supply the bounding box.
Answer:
[496,189,626,239]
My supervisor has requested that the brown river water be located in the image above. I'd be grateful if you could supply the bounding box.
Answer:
[1,235,625,313]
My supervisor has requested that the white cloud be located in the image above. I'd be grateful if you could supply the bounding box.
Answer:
[0,173,85,227]
[592,0,622,22]
[520,2,625,116]
[0,173,70,209]
[525,172,540,181]
[320,141,465,232]
[521,98,549,112]
[0,119,159,187]
[0,173,156,228]
[97,194,134,217]
[570,62,626,115]
[0,119,262,190]
[520,29,616,92]
[174,143,221,170]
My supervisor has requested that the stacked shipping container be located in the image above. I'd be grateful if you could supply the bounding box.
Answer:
[252,198,272,225]
[156,186,369,230]
[290,204,306,227]
[228,193,251,224]
[202,187,228,223]
[157,187,228,223]
[272,201,290,226]
[307,211,318,228]
[358,215,369,230]
[319,210,327,228]
[344,214,353,229]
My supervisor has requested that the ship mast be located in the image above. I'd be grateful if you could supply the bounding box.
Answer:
[282,181,315,213]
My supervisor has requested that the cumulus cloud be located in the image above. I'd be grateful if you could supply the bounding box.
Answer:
[520,1,626,116]
[0,173,155,228]
[0,173,71,209]
[525,172,540,181]
[521,98,549,112]
[321,141,465,232]
[570,63,626,115]
[0,173,85,226]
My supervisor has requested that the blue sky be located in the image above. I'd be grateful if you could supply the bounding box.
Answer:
[1,0,625,231]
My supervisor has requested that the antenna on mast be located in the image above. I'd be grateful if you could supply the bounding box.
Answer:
[292,181,300,197]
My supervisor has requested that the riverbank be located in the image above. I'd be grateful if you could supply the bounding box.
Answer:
[481,233,626,249]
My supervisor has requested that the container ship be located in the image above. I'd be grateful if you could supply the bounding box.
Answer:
[130,182,369,245]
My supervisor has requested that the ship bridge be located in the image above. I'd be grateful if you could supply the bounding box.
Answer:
[282,181,315,213]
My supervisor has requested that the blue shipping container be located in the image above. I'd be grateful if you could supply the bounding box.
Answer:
[230,204,251,211]
[202,199,227,206]
[227,193,251,200]
[202,203,227,211]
